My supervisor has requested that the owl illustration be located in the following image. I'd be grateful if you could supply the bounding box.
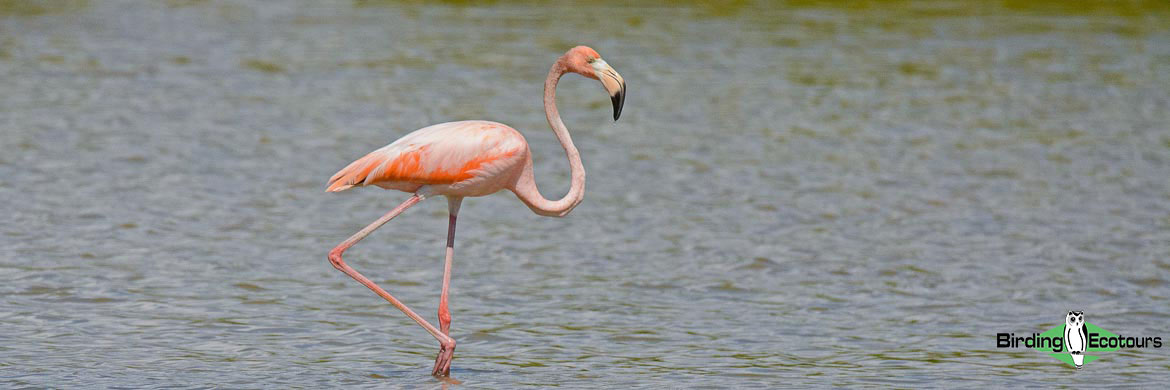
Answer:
[1064,311,1087,368]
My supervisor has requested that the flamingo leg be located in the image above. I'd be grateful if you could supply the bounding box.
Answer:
[433,196,462,376]
[327,194,457,376]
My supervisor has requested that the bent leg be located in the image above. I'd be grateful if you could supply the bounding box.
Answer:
[327,194,456,367]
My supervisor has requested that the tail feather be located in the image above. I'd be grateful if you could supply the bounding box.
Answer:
[326,153,384,192]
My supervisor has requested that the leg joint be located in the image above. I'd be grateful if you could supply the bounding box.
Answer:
[328,249,345,270]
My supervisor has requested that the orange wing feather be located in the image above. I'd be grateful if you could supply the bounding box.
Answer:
[326,121,524,192]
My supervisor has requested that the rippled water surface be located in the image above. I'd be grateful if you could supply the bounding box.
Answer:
[3,1,1169,387]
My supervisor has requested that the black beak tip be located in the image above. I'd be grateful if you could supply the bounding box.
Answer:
[611,87,625,121]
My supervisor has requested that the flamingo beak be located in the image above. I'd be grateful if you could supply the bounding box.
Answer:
[593,60,625,121]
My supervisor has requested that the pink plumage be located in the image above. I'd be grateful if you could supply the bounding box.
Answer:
[326,120,528,196]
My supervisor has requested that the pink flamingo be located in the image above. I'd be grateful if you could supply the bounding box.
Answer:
[325,46,625,376]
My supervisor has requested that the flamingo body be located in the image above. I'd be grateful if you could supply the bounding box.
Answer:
[327,120,529,197]
[323,45,624,377]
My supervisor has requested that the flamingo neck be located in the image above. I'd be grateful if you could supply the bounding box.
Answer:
[511,58,585,217]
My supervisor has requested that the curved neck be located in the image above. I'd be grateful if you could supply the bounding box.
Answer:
[511,59,586,217]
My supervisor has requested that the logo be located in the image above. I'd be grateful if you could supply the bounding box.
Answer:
[996,311,1162,368]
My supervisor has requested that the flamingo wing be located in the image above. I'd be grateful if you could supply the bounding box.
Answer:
[326,120,526,193]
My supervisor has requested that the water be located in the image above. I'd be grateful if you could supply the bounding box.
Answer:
[2,0,1169,387]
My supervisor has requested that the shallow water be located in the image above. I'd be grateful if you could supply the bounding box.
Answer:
[2,0,1169,387]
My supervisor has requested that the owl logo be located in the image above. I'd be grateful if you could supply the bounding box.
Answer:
[1064,311,1087,368]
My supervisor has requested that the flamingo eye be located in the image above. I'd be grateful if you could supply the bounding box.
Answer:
[587,57,596,64]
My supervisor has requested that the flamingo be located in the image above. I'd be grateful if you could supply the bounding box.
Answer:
[325,46,625,376]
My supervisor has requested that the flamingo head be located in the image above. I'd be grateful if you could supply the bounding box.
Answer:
[563,45,626,121]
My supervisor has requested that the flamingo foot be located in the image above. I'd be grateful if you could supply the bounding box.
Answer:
[432,341,455,376]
